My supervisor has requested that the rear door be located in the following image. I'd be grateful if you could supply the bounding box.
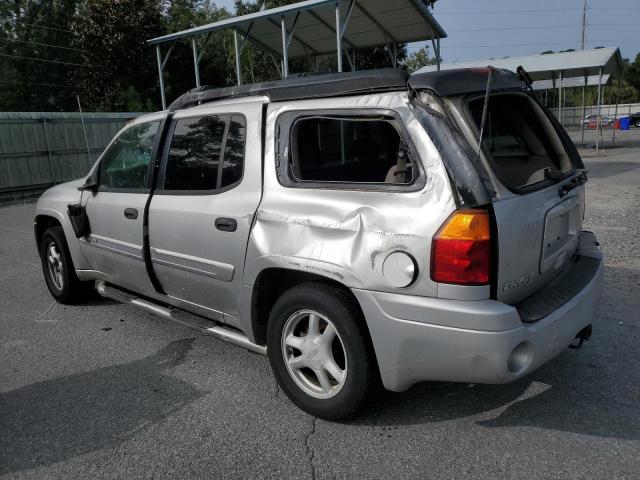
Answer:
[81,117,164,296]
[148,102,262,322]
[465,91,585,304]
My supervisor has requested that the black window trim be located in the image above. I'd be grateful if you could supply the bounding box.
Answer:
[275,108,426,192]
[154,112,247,196]
[96,118,165,194]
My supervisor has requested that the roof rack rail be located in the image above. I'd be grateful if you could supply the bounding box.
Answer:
[168,68,409,110]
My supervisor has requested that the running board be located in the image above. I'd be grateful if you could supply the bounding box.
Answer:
[96,281,267,355]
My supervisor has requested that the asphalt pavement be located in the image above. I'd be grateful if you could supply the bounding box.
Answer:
[1,129,639,480]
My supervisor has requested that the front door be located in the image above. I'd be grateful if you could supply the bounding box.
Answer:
[148,104,262,321]
[80,117,164,296]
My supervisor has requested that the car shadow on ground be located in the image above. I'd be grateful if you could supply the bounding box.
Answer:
[352,357,639,442]
[0,338,204,475]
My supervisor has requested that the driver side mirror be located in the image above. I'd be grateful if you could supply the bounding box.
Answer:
[77,177,98,192]
[77,170,99,192]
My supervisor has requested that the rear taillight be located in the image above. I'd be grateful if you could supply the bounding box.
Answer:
[431,209,491,285]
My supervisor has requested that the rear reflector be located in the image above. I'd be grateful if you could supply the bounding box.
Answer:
[431,210,491,285]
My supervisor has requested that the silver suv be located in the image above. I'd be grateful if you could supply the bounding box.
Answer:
[35,69,603,420]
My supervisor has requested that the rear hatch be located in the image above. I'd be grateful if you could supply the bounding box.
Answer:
[464,90,586,304]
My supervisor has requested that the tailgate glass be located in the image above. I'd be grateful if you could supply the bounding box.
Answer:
[468,92,576,192]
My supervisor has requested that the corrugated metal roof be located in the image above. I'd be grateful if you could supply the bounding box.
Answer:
[415,47,623,80]
[531,74,611,90]
[148,0,447,57]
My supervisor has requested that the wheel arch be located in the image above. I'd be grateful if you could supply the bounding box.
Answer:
[250,267,375,358]
[34,214,63,254]
[34,211,90,270]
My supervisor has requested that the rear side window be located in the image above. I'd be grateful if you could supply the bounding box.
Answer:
[289,116,415,185]
[163,114,246,192]
[98,121,160,190]
[469,93,574,191]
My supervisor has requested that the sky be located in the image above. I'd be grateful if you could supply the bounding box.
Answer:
[214,0,640,63]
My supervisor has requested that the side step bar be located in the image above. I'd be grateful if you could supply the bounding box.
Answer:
[96,281,267,355]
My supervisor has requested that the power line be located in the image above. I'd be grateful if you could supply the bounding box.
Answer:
[434,7,640,15]
[448,24,577,32]
[433,40,633,50]
[445,23,638,33]
[0,79,70,88]
[6,21,75,35]
[0,53,89,67]
[0,12,76,30]
[435,8,579,15]
[0,37,85,53]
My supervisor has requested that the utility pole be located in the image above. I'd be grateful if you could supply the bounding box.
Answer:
[581,0,587,50]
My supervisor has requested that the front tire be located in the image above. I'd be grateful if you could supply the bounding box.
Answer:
[39,226,91,304]
[267,283,373,420]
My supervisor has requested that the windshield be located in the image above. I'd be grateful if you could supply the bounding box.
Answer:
[469,92,575,192]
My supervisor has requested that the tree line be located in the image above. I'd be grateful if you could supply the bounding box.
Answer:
[4,1,637,113]
[0,0,437,112]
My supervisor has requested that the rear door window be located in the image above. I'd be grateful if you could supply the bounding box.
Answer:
[468,93,574,191]
[164,116,226,191]
[162,114,246,193]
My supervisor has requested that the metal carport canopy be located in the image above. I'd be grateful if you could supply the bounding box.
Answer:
[414,47,623,80]
[148,0,446,57]
[148,0,446,109]
[532,74,610,91]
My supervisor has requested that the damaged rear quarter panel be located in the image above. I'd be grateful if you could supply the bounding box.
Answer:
[244,92,456,297]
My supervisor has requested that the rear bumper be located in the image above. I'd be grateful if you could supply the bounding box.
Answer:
[353,241,604,392]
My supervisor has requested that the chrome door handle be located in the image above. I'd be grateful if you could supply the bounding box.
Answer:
[124,208,138,220]
[215,217,237,232]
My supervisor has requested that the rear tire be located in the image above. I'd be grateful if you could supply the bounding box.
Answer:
[267,283,373,420]
[40,226,92,304]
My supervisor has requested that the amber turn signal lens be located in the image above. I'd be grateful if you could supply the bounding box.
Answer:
[431,210,491,285]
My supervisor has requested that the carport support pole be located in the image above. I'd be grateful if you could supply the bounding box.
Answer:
[156,45,166,110]
[581,74,587,143]
[612,75,621,145]
[335,2,343,72]
[557,70,563,127]
[191,39,201,88]
[281,16,289,78]
[234,29,242,85]
[430,37,441,71]
[595,67,603,154]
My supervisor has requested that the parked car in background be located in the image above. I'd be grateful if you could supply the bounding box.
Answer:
[34,68,603,420]
[629,112,640,128]
[583,114,614,127]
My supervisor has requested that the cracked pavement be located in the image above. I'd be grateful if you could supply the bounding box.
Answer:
[1,129,639,479]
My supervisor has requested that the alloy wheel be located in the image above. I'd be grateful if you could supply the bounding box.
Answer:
[46,241,64,291]
[281,309,347,399]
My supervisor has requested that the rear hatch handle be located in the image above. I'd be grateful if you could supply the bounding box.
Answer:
[559,169,588,198]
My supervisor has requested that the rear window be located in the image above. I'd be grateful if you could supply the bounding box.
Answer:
[469,93,574,191]
[289,116,416,185]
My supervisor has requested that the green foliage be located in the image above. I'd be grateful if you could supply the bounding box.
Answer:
[0,0,85,110]
[70,0,166,111]
[403,46,438,73]
[627,53,640,94]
